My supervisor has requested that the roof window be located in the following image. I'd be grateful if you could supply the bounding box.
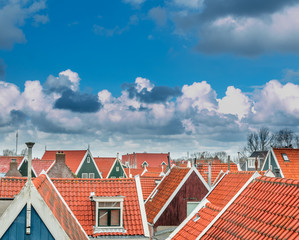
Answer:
[281,153,289,161]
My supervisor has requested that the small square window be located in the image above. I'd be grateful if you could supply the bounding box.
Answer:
[82,173,88,178]
[90,196,125,233]
[282,153,289,161]
[89,173,95,178]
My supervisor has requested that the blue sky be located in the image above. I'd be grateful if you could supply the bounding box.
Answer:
[1,0,299,158]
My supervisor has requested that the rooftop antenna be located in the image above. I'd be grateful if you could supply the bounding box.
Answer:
[88,144,90,151]
[15,129,18,156]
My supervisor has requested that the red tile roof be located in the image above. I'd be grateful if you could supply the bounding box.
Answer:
[198,163,238,184]
[94,157,115,178]
[145,167,191,224]
[142,166,166,177]
[0,156,24,174]
[139,176,161,200]
[32,159,55,176]
[124,168,144,177]
[173,202,221,240]
[171,171,257,240]
[272,148,299,180]
[201,176,299,240]
[122,153,169,169]
[33,174,88,239]
[0,176,147,237]
[41,150,87,173]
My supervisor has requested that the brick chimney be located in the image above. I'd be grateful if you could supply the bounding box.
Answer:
[56,151,66,163]
[6,159,22,177]
[47,151,75,178]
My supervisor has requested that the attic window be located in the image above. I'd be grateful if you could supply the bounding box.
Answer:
[87,156,91,163]
[282,153,289,161]
[142,161,148,167]
[90,196,125,233]
[161,162,167,166]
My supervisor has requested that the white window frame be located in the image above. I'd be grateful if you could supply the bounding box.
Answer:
[282,153,289,161]
[89,173,95,178]
[248,158,260,168]
[87,156,91,163]
[82,173,88,178]
[142,161,148,167]
[116,166,120,172]
[90,196,125,233]
[187,201,200,216]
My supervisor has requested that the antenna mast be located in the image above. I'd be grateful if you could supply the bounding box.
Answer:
[15,130,18,156]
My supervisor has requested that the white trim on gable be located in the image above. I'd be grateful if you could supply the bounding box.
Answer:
[152,167,208,225]
[75,150,103,178]
[196,171,261,240]
[17,157,38,177]
[192,166,211,191]
[45,160,56,174]
[106,158,117,178]
[167,198,210,240]
[135,175,150,237]
[271,148,284,178]
[261,149,271,171]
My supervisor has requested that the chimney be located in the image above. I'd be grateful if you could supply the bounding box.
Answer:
[167,152,171,170]
[228,155,231,171]
[133,152,136,169]
[56,151,65,163]
[25,142,35,182]
[208,162,211,187]
[6,158,22,177]
[255,156,258,171]
[117,152,119,160]
[193,157,196,168]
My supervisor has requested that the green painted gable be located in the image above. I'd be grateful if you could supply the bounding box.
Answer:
[263,151,281,177]
[77,153,101,178]
[108,160,126,178]
[18,161,36,177]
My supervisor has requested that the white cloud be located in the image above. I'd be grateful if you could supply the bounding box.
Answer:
[59,69,80,91]
[173,0,204,9]
[218,86,251,120]
[123,0,145,6]
[148,6,167,27]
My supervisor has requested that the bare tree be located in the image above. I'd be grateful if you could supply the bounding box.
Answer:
[246,127,272,152]
[272,129,295,148]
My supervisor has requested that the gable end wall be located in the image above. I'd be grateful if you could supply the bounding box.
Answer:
[154,171,209,227]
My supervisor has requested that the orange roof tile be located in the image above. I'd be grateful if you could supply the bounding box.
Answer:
[198,163,238,184]
[272,148,299,179]
[145,167,190,224]
[32,159,55,176]
[33,174,88,239]
[124,168,144,177]
[0,156,24,174]
[0,177,146,237]
[201,176,299,239]
[122,153,169,169]
[139,176,161,200]
[171,171,257,240]
[41,150,87,173]
[94,157,115,178]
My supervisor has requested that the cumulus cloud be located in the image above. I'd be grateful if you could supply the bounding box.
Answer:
[0,0,48,49]
[218,86,251,119]
[170,0,299,55]
[2,70,299,158]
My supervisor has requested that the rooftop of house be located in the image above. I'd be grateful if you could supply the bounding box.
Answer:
[145,167,192,224]
[32,159,55,176]
[249,150,268,158]
[124,168,144,177]
[272,148,299,179]
[0,156,24,174]
[33,174,89,239]
[170,171,258,240]
[94,157,116,178]
[0,176,147,238]
[122,153,169,169]
[201,176,299,239]
[41,150,87,173]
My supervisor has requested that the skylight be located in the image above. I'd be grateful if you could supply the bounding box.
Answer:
[281,153,289,161]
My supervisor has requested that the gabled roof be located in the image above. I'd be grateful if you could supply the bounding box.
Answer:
[272,148,299,179]
[124,168,144,177]
[145,167,209,224]
[169,171,259,240]
[41,150,87,173]
[33,174,89,239]
[32,159,55,176]
[0,156,24,174]
[200,176,299,240]
[249,150,268,158]
[94,157,116,178]
[197,163,238,184]
[0,176,149,237]
[141,166,166,177]
[0,174,89,239]
[122,153,169,169]
[139,176,161,200]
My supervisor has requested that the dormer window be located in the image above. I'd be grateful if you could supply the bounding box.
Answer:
[282,153,289,161]
[142,161,148,168]
[161,162,167,166]
[90,195,125,233]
